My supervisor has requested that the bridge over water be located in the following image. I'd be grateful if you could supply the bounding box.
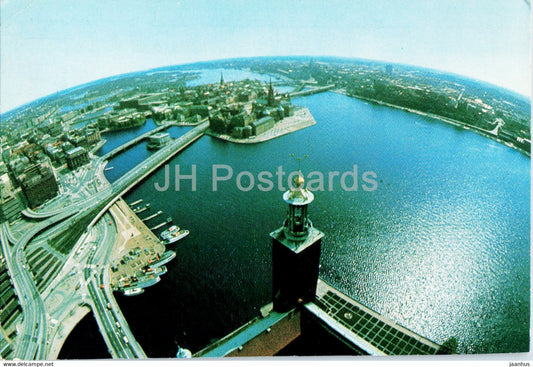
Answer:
[1,122,209,359]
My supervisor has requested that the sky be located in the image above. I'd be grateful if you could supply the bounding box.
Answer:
[1,0,531,113]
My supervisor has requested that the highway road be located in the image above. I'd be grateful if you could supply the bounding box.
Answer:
[81,209,146,358]
[23,121,208,220]
[1,207,81,359]
[1,222,47,360]
[2,122,208,359]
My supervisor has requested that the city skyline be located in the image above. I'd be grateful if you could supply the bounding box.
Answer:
[0,39,529,361]
[1,0,531,114]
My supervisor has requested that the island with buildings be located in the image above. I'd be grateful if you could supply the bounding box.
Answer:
[204,77,316,143]
[215,57,531,155]
[0,63,324,359]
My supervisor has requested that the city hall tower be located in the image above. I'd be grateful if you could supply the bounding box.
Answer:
[270,170,323,312]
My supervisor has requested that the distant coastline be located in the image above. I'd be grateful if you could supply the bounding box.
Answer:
[333,89,531,157]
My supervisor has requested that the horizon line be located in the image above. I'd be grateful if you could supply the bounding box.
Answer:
[1,55,531,117]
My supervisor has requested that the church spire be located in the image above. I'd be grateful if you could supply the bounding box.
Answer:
[267,77,275,106]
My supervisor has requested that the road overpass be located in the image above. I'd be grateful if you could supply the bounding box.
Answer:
[1,209,79,360]
[3,121,209,359]
[22,121,207,221]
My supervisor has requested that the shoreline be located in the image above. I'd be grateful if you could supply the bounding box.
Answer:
[107,198,166,290]
[205,107,316,144]
[46,170,169,357]
[333,89,530,157]
[47,306,92,359]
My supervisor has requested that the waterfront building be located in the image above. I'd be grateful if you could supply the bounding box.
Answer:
[196,170,452,357]
[118,97,140,110]
[251,116,275,136]
[243,125,253,138]
[232,127,244,138]
[147,132,171,150]
[65,146,89,170]
[280,102,294,117]
[85,128,101,145]
[17,161,58,208]
[209,113,227,134]
[151,105,169,120]
[99,109,147,130]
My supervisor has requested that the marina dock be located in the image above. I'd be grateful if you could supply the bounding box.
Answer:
[133,203,150,214]
[150,217,172,231]
[141,210,163,222]
[129,199,143,207]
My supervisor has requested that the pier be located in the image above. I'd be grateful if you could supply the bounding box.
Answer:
[141,210,163,222]
[128,199,143,207]
[6,122,209,359]
[150,218,172,231]
[133,204,150,214]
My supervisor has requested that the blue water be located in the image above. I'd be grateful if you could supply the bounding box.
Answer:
[187,68,280,86]
[101,69,530,356]
[97,118,158,155]
[276,86,296,95]
[97,119,192,182]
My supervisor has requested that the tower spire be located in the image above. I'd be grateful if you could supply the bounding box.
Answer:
[290,153,309,173]
[270,155,323,312]
[267,77,275,106]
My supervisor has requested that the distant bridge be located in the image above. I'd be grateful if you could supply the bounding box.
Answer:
[6,121,209,359]
[289,85,336,98]
[100,123,173,161]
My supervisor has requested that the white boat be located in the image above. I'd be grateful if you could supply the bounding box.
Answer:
[160,225,180,240]
[123,287,144,296]
[163,229,189,245]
